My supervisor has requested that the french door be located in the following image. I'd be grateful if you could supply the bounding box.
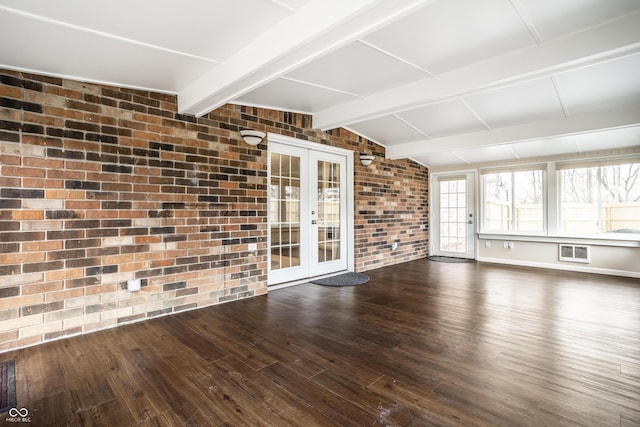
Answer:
[268,139,351,285]
[431,172,476,259]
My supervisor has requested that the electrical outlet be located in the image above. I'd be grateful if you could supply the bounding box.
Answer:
[392,241,398,251]
[508,242,514,249]
[503,241,509,249]
[248,243,257,251]
[485,241,491,248]
[127,279,141,292]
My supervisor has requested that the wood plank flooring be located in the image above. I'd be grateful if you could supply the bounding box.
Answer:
[1,259,639,426]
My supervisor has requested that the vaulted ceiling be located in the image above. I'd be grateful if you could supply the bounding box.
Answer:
[1,0,638,168]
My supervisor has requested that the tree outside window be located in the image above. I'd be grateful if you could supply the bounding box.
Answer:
[560,162,640,235]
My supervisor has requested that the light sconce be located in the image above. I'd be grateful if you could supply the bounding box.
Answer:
[239,129,266,146]
[359,154,375,166]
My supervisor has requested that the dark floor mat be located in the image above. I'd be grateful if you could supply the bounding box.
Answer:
[427,256,475,263]
[311,272,370,286]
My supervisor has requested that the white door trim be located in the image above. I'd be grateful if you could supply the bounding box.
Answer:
[268,133,355,157]
[267,134,354,286]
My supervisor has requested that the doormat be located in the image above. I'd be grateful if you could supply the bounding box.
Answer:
[0,359,16,414]
[427,256,475,263]
[311,272,369,287]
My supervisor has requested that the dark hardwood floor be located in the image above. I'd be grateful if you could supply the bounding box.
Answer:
[2,259,639,426]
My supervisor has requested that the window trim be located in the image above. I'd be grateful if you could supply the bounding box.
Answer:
[479,233,640,248]
[558,159,640,237]
[477,156,639,242]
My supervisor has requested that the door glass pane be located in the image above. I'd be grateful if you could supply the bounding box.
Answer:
[290,156,300,179]
[281,247,291,268]
[439,179,467,253]
[270,153,301,271]
[271,247,281,270]
[317,160,341,263]
[290,245,300,267]
[271,226,281,245]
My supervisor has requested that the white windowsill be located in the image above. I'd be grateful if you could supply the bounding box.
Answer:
[478,233,640,248]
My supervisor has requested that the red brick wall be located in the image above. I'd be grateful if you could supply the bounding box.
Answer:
[0,69,429,352]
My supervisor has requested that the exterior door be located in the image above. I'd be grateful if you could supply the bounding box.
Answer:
[432,172,476,259]
[269,142,349,285]
[309,151,348,277]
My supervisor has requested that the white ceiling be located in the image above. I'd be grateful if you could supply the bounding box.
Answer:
[1,0,639,168]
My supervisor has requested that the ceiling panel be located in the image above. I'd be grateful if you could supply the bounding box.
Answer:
[519,0,640,41]
[285,41,427,97]
[455,145,518,164]
[414,144,519,168]
[397,100,487,138]
[572,126,640,152]
[464,78,566,129]
[0,0,292,62]
[0,10,213,92]
[554,53,640,116]
[270,0,312,9]
[363,0,536,74]
[413,151,467,168]
[510,136,581,158]
[422,127,640,169]
[234,77,359,113]
[347,115,425,146]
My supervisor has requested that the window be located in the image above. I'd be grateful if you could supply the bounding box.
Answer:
[483,169,544,233]
[559,160,640,235]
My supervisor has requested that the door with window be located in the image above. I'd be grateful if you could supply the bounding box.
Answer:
[431,173,476,259]
[269,141,349,285]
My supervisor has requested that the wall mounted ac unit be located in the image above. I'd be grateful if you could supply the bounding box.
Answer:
[558,244,590,263]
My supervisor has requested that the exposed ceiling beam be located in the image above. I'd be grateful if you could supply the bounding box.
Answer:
[314,12,640,130]
[178,0,439,117]
[386,104,640,160]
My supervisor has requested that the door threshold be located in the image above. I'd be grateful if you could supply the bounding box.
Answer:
[268,270,349,290]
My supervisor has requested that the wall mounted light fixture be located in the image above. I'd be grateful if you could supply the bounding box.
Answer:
[359,154,375,166]
[239,129,266,146]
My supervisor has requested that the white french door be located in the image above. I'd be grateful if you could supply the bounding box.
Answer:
[431,172,476,259]
[268,138,351,285]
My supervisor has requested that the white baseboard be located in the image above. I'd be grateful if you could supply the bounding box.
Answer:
[477,257,640,279]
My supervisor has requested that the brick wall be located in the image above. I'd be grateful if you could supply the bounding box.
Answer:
[0,69,429,353]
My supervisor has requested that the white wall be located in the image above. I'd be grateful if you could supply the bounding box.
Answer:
[478,238,640,278]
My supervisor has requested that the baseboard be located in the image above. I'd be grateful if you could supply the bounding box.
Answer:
[477,257,640,279]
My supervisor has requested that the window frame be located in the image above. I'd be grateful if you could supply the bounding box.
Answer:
[480,167,547,235]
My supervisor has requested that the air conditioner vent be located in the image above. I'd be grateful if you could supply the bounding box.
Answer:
[559,244,590,263]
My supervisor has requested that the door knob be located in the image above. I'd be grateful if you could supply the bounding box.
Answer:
[312,220,317,224]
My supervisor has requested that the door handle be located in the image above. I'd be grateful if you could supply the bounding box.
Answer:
[312,220,317,225]
[468,220,473,224]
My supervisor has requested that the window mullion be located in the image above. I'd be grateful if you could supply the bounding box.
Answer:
[597,167,602,234]
[511,172,516,231]
[547,163,557,235]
